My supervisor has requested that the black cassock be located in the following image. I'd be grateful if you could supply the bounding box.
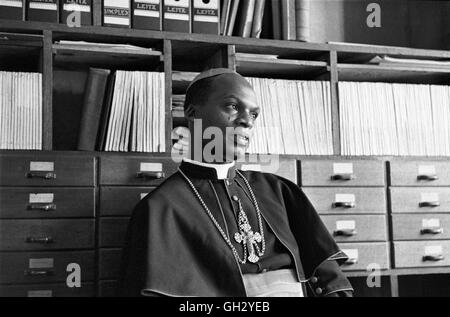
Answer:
[119,160,354,297]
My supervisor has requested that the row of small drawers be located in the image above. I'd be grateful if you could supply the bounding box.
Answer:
[5,186,450,219]
[3,154,450,187]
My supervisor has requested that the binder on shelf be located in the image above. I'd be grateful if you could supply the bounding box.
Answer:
[280,0,295,40]
[26,0,59,23]
[219,0,231,35]
[251,0,265,38]
[192,0,219,35]
[60,0,92,26]
[225,0,239,36]
[77,68,111,151]
[235,0,255,38]
[132,0,162,31]
[103,0,131,28]
[0,0,25,20]
[163,0,191,33]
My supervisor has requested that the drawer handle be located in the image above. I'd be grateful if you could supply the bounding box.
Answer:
[417,174,439,181]
[344,258,358,265]
[419,201,441,208]
[331,174,355,181]
[24,269,54,277]
[422,255,445,262]
[136,171,165,179]
[25,236,54,244]
[333,229,357,237]
[332,202,356,209]
[421,228,444,235]
[26,171,57,180]
[27,203,57,211]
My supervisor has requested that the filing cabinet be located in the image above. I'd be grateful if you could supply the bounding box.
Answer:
[0,153,96,297]
[302,159,390,273]
[238,157,298,184]
[389,160,450,269]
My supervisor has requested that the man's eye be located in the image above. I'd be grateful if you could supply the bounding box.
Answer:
[228,104,238,111]
[251,113,259,119]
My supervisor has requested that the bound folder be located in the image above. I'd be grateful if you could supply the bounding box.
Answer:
[0,0,24,20]
[132,0,162,31]
[60,0,92,26]
[192,0,219,35]
[103,0,131,28]
[26,0,59,22]
[163,0,190,33]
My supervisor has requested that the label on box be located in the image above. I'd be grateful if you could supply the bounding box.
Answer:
[0,0,23,8]
[422,218,440,229]
[336,220,355,230]
[30,162,54,171]
[29,193,54,203]
[27,290,53,297]
[420,192,440,203]
[342,249,359,261]
[335,194,356,204]
[140,162,163,172]
[333,163,353,175]
[29,258,54,269]
[241,164,262,172]
[424,245,443,256]
[418,165,436,176]
[29,0,58,11]
[134,0,160,18]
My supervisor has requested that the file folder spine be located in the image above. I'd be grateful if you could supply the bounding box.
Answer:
[103,0,131,28]
[163,0,191,33]
[60,0,92,26]
[132,0,162,31]
[192,0,219,35]
[26,0,59,23]
[0,0,25,20]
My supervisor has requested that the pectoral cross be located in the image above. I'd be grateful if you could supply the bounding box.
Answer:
[234,200,263,264]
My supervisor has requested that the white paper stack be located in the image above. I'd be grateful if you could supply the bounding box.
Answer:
[0,71,42,150]
[104,71,165,153]
[339,82,450,156]
[246,77,333,155]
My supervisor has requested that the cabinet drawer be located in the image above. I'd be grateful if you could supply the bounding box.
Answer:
[392,214,450,240]
[0,251,95,284]
[99,218,130,248]
[100,156,178,186]
[0,219,95,251]
[338,242,390,271]
[0,188,95,219]
[238,158,297,184]
[390,188,450,213]
[300,160,385,187]
[99,280,119,297]
[0,282,95,297]
[320,215,388,242]
[394,241,450,268]
[0,155,95,186]
[302,187,386,214]
[100,187,155,216]
[389,161,450,186]
[99,248,123,280]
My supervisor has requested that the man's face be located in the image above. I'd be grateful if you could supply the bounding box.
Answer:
[189,74,260,162]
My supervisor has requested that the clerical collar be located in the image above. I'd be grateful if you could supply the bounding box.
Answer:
[180,159,237,180]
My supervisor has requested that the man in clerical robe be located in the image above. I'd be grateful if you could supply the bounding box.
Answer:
[119,68,354,297]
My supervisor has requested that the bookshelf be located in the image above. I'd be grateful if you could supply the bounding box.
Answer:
[0,16,450,297]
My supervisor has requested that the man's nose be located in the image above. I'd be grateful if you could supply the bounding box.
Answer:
[235,111,254,129]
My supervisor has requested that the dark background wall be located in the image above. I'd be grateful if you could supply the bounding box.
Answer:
[309,0,449,50]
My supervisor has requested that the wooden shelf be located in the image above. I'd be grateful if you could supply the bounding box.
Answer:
[236,57,328,79]
[337,63,450,84]
[52,43,163,69]
[345,266,450,278]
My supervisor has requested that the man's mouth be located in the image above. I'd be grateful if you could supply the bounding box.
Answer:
[235,134,250,146]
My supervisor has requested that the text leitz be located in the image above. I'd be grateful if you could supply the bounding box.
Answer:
[164,6,189,15]
[64,0,89,5]
[135,2,159,11]
[194,8,218,16]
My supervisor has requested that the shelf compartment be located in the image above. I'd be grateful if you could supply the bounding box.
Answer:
[0,32,42,72]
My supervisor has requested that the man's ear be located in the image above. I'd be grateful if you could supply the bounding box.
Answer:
[185,104,197,122]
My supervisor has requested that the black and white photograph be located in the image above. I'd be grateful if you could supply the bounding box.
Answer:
[0,0,449,303]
